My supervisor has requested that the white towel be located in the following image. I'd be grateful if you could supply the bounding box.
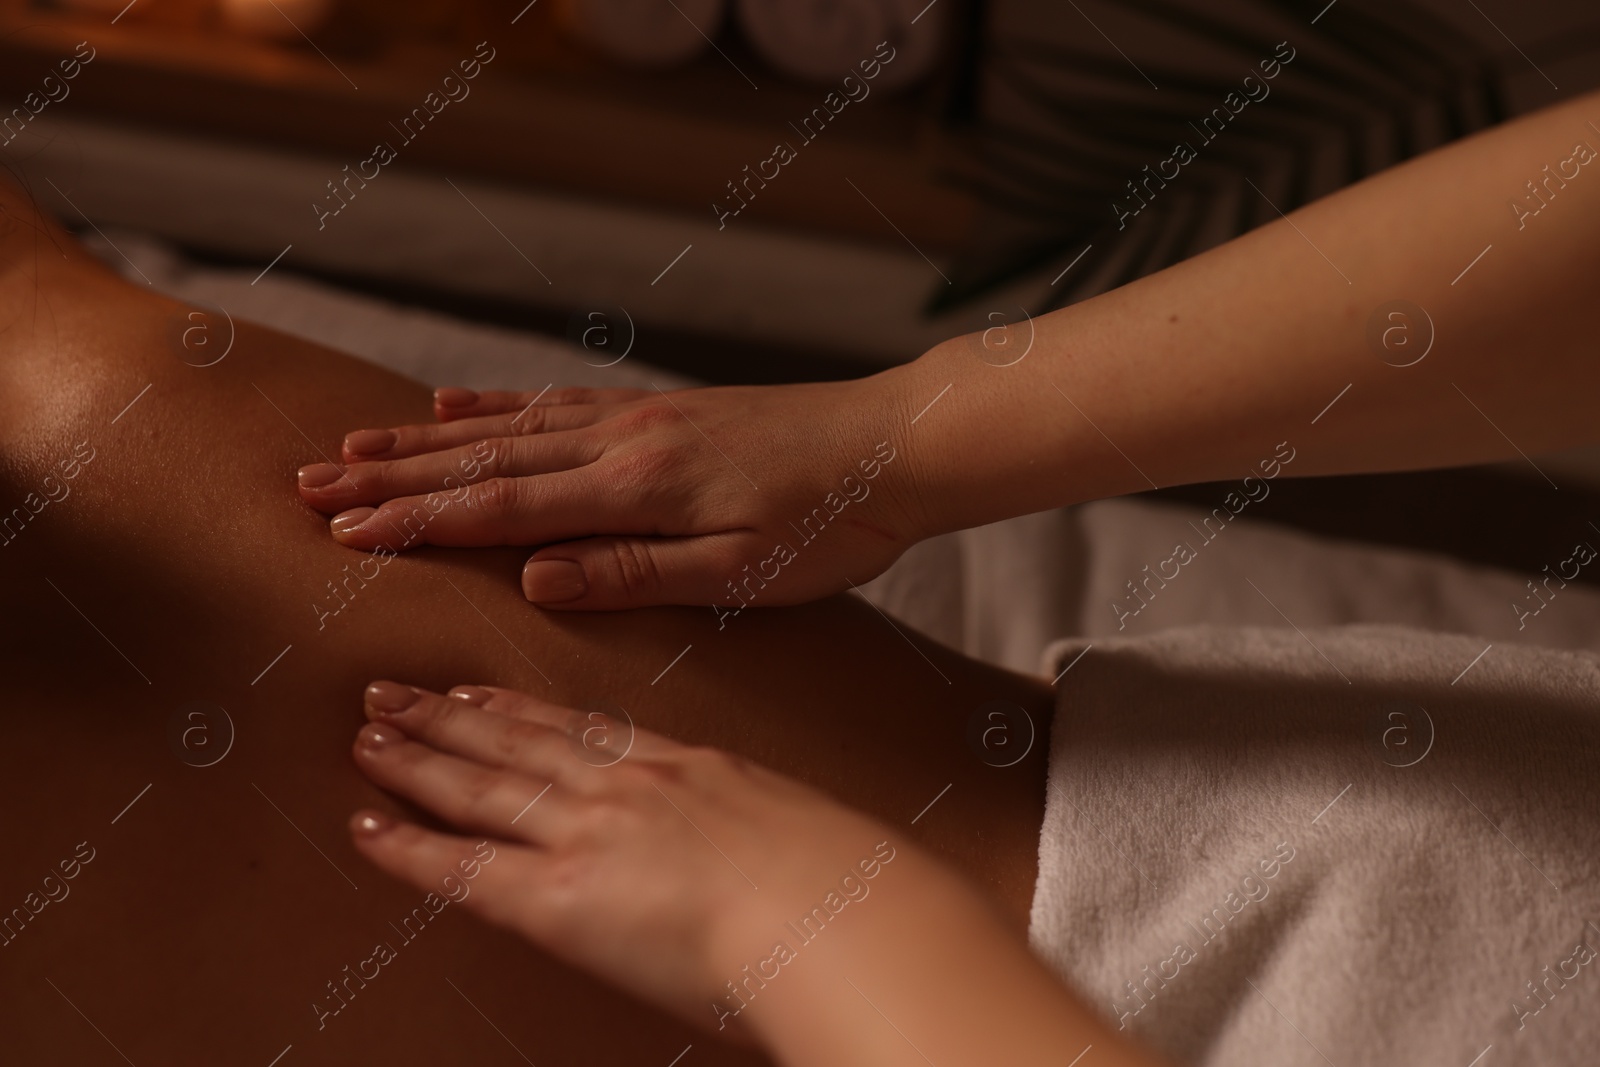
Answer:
[1031,624,1600,1066]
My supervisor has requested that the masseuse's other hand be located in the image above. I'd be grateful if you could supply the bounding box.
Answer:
[349,682,1168,1066]
[297,378,926,610]
[346,681,936,1038]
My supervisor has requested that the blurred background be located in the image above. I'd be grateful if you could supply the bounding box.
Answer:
[2,0,986,381]
[2,0,1599,568]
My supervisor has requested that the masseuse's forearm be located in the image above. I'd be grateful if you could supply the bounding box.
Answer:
[743,871,1166,1067]
[897,88,1600,534]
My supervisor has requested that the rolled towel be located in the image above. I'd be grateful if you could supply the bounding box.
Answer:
[553,0,729,69]
[734,0,946,89]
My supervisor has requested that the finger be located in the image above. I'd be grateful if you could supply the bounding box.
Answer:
[471,685,673,765]
[363,683,580,781]
[434,386,651,422]
[300,432,597,514]
[375,682,672,771]
[342,405,607,463]
[353,721,564,843]
[521,532,766,611]
[348,812,543,935]
[444,684,569,726]
[324,466,632,551]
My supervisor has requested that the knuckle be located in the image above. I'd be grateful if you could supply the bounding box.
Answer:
[536,853,594,916]
[470,476,526,517]
[506,406,546,437]
[341,460,383,496]
[406,694,457,736]
[484,687,548,721]
[471,440,513,479]
[612,402,676,435]
[498,435,548,475]
[415,490,456,520]
[562,796,635,846]
[377,501,431,546]
[457,764,503,810]
[606,445,671,494]
[605,538,663,598]
[488,719,542,764]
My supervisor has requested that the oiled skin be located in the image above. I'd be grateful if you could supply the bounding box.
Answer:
[0,190,1053,1066]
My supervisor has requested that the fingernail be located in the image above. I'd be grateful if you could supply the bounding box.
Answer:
[365,680,419,715]
[352,810,392,836]
[331,507,378,536]
[298,463,344,489]
[523,560,587,603]
[435,387,478,408]
[449,685,493,706]
[357,723,402,753]
[345,429,397,456]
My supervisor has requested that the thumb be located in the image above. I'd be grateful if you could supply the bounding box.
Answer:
[521,532,761,611]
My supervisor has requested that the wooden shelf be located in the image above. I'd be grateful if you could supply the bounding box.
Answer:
[0,1,976,250]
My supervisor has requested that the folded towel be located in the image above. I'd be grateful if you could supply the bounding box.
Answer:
[1031,624,1600,1066]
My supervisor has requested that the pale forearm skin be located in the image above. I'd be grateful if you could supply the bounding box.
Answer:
[738,854,1168,1067]
[893,89,1600,537]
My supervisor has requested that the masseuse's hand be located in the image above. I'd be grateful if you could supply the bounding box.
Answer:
[346,682,1160,1066]
[345,681,933,1038]
[297,378,927,610]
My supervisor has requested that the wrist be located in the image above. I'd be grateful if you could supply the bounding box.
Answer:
[729,849,1146,1067]
[879,334,1045,541]
[882,300,1169,540]
[725,849,981,1060]
[870,340,975,543]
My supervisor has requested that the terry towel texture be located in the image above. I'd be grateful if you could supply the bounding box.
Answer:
[1032,625,1600,1066]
